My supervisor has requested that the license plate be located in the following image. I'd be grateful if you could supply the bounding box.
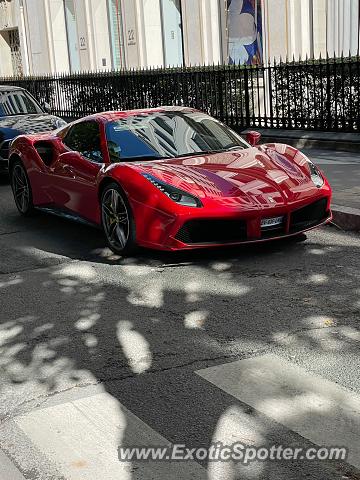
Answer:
[261,216,284,228]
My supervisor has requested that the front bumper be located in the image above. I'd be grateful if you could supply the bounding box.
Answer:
[136,193,332,251]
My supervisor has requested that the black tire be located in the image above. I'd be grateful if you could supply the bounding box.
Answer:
[101,182,137,255]
[10,160,35,216]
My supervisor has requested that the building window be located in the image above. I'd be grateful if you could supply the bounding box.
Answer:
[64,0,80,72]
[9,29,23,76]
[108,0,126,69]
[227,0,263,65]
[0,28,23,76]
[160,0,184,67]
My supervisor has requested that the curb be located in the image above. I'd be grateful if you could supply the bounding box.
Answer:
[331,205,360,232]
[264,138,360,153]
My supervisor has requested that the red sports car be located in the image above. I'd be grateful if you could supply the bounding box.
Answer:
[9,107,332,255]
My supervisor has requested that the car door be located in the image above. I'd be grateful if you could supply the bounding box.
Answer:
[51,120,105,223]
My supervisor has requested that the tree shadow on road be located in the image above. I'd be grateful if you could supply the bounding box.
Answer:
[0,212,360,479]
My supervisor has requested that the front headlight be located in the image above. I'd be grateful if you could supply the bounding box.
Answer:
[142,173,202,207]
[308,160,324,188]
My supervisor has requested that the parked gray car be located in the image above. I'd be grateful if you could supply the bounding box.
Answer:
[0,86,66,173]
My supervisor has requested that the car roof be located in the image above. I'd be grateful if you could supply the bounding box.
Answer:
[0,85,24,92]
[71,106,199,124]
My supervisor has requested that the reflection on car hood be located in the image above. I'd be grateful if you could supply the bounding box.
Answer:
[133,143,321,207]
[0,113,63,136]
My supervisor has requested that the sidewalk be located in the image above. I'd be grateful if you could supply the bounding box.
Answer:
[254,128,360,153]
[303,148,360,231]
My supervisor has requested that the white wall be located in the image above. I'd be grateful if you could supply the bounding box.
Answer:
[0,0,17,30]
[287,0,312,59]
[121,0,141,68]
[0,33,13,76]
[73,0,91,70]
[327,0,359,56]
[200,0,222,64]
[89,0,112,70]
[264,0,358,61]
[0,0,16,76]
[182,0,204,65]
[17,0,30,75]
[48,0,70,73]
[209,0,222,63]
[264,0,288,60]
[142,0,164,67]
[23,0,52,74]
[313,0,327,58]
[350,0,359,55]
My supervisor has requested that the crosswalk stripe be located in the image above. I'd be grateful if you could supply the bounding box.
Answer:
[197,354,360,469]
[0,449,26,480]
[15,391,206,480]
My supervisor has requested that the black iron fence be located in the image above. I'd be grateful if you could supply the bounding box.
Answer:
[1,55,360,133]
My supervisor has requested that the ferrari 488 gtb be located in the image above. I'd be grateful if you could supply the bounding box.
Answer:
[9,107,332,255]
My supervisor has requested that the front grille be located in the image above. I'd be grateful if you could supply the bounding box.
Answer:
[174,198,328,245]
[261,225,286,239]
[175,219,247,244]
[0,140,11,160]
[290,198,329,232]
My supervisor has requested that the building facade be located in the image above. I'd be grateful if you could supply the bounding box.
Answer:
[0,0,28,76]
[264,0,360,62]
[0,0,359,77]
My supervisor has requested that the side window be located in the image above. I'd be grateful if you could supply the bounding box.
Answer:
[63,121,103,163]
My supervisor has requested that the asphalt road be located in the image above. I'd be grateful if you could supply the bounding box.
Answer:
[303,149,360,210]
[0,176,360,480]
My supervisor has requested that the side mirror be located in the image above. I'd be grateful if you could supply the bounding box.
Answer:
[42,101,51,114]
[246,131,261,147]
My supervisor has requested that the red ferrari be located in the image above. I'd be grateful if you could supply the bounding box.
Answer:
[9,107,332,255]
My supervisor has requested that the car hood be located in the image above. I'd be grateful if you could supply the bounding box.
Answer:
[0,113,64,140]
[133,144,322,208]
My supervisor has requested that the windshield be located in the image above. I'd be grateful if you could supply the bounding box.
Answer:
[105,111,249,162]
[0,90,43,116]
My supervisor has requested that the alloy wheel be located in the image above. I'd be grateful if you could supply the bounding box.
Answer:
[12,164,30,213]
[102,188,130,251]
